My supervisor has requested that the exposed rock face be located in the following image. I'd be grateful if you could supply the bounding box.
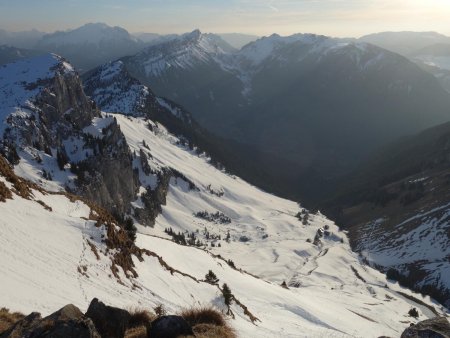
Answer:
[0,54,139,219]
[85,298,131,338]
[0,304,100,338]
[135,168,171,227]
[401,317,450,338]
[71,118,139,216]
[148,315,194,338]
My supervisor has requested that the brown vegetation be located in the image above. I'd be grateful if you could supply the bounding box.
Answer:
[0,155,37,199]
[180,307,227,327]
[180,307,236,338]
[128,308,156,329]
[87,240,100,260]
[0,307,25,334]
[125,325,147,338]
[0,181,12,202]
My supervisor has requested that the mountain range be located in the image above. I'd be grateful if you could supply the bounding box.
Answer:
[121,29,450,202]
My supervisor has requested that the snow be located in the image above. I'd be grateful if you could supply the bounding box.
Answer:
[138,30,230,77]
[155,97,183,118]
[1,181,445,337]
[1,53,448,337]
[85,61,150,115]
[0,54,73,136]
[82,116,115,138]
[415,55,450,71]
[357,203,450,297]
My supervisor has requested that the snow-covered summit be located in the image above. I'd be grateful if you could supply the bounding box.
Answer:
[131,29,235,76]
[84,60,150,116]
[84,60,192,124]
[237,33,330,66]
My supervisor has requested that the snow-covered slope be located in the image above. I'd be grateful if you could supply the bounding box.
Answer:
[0,142,446,337]
[1,53,448,337]
[128,30,234,77]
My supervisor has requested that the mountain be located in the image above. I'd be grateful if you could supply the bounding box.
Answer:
[359,32,450,93]
[122,30,450,202]
[411,44,450,93]
[132,32,162,43]
[0,53,140,220]
[0,45,43,65]
[320,121,450,307]
[218,33,259,49]
[0,53,446,337]
[359,31,450,56]
[35,23,145,72]
[0,28,45,49]
[83,60,302,199]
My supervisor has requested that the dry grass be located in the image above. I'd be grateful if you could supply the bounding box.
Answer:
[0,155,33,199]
[0,307,25,334]
[180,306,227,327]
[179,306,236,338]
[125,326,147,338]
[87,240,100,260]
[193,323,237,338]
[0,181,12,202]
[128,308,156,329]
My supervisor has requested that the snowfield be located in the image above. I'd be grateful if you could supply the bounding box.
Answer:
[0,53,448,338]
[0,112,447,336]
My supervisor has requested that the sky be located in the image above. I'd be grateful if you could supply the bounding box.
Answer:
[1,0,450,37]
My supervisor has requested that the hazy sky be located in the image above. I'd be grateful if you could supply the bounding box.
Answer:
[1,0,450,37]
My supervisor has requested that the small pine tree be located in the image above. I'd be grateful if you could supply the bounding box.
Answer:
[408,307,419,318]
[222,283,233,312]
[56,148,69,171]
[205,270,219,284]
[227,259,236,269]
[124,217,137,242]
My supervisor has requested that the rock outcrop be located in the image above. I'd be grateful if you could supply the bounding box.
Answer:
[85,298,131,338]
[0,304,100,338]
[148,315,194,338]
[0,54,139,219]
[401,317,450,338]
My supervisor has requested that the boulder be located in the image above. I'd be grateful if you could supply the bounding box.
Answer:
[0,312,41,338]
[401,317,450,338]
[85,298,131,338]
[0,304,100,338]
[148,315,194,338]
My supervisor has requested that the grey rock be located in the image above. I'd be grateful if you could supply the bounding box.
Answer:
[148,315,194,338]
[85,298,130,338]
[0,304,100,338]
[401,317,450,338]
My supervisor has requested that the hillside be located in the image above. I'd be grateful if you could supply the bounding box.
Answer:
[320,122,450,307]
[0,54,447,337]
[0,45,43,66]
[359,31,450,93]
[122,30,450,202]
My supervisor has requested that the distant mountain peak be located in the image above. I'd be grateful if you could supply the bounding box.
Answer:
[183,29,202,40]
